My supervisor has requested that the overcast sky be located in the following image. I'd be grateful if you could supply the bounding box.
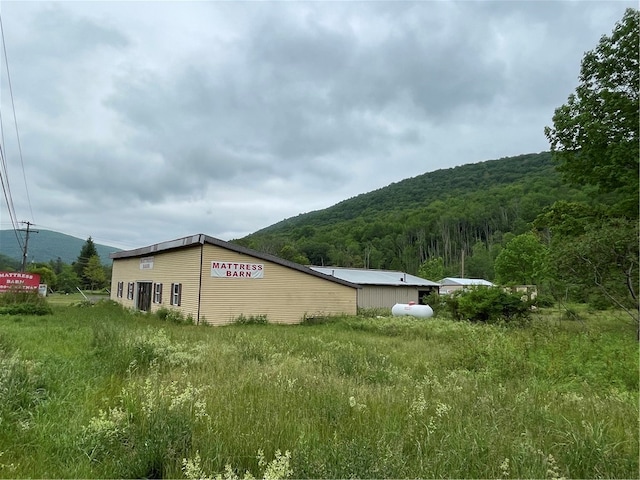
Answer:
[0,1,635,252]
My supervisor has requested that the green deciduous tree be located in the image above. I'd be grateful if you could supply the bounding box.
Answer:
[300,241,331,266]
[465,241,496,281]
[552,218,638,314]
[278,244,309,265]
[494,233,549,286]
[84,255,107,291]
[544,8,639,217]
[56,265,80,293]
[27,265,57,288]
[418,257,445,282]
[445,286,530,324]
[0,253,20,271]
[533,201,604,238]
[540,9,640,337]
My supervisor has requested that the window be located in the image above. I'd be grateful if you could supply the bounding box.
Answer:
[127,282,134,300]
[117,282,124,298]
[153,283,163,304]
[170,283,182,306]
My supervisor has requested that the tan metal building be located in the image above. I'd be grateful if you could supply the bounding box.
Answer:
[110,234,358,325]
[310,266,439,309]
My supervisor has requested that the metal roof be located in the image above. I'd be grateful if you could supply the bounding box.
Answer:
[310,266,439,287]
[438,277,494,286]
[110,234,360,289]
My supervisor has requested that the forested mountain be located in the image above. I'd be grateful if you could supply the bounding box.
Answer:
[0,229,120,267]
[235,152,592,280]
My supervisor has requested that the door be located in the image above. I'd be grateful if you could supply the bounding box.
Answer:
[137,282,152,312]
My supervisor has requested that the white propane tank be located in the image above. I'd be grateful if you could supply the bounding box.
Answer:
[391,301,433,318]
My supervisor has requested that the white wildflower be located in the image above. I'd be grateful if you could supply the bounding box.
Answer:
[499,457,510,478]
[182,451,212,480]
[258,449,293,480]
[348,395,366,411]
[409,392,428,417]
[545,453,566,480]
[435,402,451,418]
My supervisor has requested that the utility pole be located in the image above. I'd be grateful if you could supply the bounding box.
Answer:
[19,221,38,272]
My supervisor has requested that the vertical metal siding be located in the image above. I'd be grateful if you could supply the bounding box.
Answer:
[357,286,420,308]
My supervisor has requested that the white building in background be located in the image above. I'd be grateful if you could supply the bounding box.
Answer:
[438,277,494,295]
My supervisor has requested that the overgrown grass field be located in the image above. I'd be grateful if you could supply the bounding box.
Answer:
[0,301,637,478]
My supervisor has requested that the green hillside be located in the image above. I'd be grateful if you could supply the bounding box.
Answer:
[236,152,593,279]
[258,152,561,231]
[0,229,120,266]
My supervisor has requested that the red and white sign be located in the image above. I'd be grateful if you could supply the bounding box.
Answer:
[211,261,264,278]
[0,271,41,292]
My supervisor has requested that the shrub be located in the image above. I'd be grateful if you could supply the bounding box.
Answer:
[0,290,51,316]
[0,303,52,315]
[422,291,445,317]
[301,315,332,325]
[0,289,40,305]
[357,307,391,318]
[233,314,268,325]
[534,294,555,308]
[444,287,531,323]
[156,307,194,324]
[587,293,612,312]
[74,300,95,308]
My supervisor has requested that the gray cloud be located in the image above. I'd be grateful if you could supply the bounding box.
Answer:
[0,1,635,250]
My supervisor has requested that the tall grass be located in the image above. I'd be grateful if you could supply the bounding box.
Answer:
[0,301,637,478]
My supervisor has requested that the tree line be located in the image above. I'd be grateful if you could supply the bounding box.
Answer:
[0,9,635,319]
[237,9,639,318]
[0,237,111,293]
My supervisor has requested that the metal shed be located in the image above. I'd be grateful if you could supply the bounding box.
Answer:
[310,266,439,309]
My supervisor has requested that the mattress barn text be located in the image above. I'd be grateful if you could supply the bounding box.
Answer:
[211,262,264,278]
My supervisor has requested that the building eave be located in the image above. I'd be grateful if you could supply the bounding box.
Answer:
[110,234,360,290]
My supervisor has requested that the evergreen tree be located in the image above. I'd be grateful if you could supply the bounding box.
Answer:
[74,237,99,288]
[49,257,65,275]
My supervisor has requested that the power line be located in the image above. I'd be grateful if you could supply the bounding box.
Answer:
[0,12,33,257]
[0,143,24,252]
[0,13,33,222]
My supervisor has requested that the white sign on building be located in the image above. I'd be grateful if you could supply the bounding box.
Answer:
[140,257,154,270]
[211,261,264,278]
